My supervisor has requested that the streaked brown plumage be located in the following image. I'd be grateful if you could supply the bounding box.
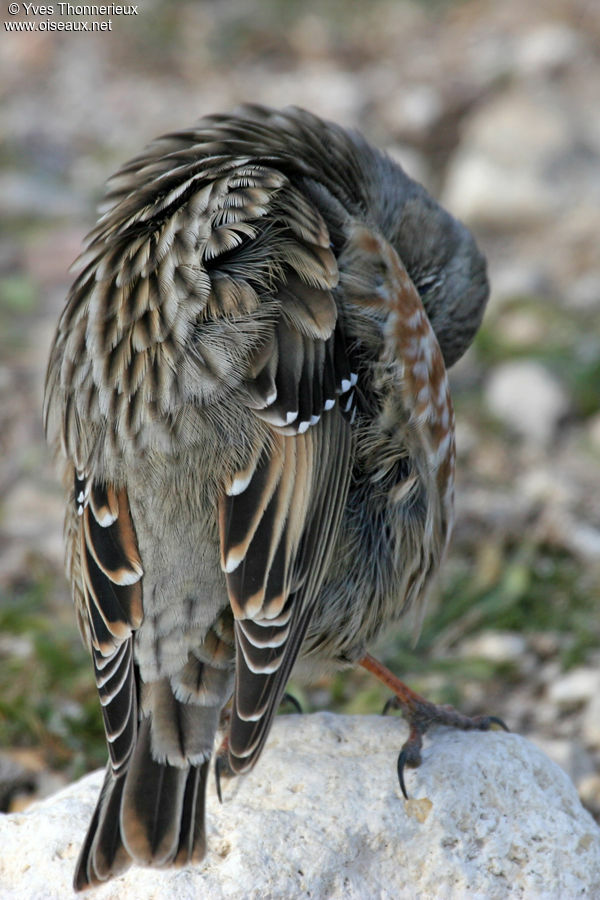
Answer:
[44,105,489,890]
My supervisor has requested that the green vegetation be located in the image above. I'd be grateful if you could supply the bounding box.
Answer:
[0,575,105,777]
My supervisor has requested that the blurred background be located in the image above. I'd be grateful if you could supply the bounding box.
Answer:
[1,0,599,820]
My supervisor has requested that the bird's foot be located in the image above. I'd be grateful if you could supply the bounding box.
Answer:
[359,652,508,798]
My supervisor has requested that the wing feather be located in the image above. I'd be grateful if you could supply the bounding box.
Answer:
[221,407,353,773]
[70,471,144,775]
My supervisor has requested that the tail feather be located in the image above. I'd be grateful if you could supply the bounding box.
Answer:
[174,760,210,866]
[73,719,210,891]
[74,768,130,890]
[90,771,131,883]
[120,718,190,866]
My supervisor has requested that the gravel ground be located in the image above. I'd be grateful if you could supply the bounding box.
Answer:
[1,0,599,820]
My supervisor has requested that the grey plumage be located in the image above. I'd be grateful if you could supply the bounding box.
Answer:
[44,104,488,890]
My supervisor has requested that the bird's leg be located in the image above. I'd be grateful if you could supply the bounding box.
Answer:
[359,652,508,798]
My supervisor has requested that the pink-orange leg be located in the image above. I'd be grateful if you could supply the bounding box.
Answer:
[359,652,508,798]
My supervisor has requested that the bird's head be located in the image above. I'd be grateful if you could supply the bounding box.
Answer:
[361,146,490,369]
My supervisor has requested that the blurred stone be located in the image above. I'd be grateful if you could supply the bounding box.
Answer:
[589,414,600,453]
[259,65,363,127]
[0,174,84,220]
[497,309,549,346]
[487,262,551,310]
[23,228,83,288]
[530,737,596,786]
[381,84,443,139]
[0,479,65,579]
[538,660,563,689]
[442,89,575,227]
[2,480,64,544]
[455,486,532,538]
[454,419,478,458]
[1,716,600,898]
[458,630,528,664]
[528,632,561,660]
[385,143,431,191]
[0,633,34,661]
[579,774,600,819]
[515,24,582,77]
[518,467,570,506]
[547,668,600,712]
[485,361,570,445]
[546,511,600,564]
[289,13,332,59]
[442,155,555,227]
[566,272,600,312]
[454,90,570,167]
[582,692,600,749]
[1,749,67,813]
[0,755,37,814]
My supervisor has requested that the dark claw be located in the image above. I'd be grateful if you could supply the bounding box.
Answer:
[214,755,224,804]
[486,715,509,732]
[397,749,409,800]
[396,729,424,799]
[281,692,303,714]
[382,697,397,716]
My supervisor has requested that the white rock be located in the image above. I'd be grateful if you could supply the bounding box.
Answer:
[547,668,600,710]
[1,714,599,899]
[485,361,570,445]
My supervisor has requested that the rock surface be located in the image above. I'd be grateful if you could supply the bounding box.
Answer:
[1,713,599,899]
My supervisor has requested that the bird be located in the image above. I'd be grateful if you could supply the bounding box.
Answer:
[44,104,494,890]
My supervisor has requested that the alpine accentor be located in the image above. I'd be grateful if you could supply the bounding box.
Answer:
[44,105,493,890]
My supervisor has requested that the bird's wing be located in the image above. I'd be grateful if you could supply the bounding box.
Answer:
[67,474,143,776]
[220,407,353,773]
